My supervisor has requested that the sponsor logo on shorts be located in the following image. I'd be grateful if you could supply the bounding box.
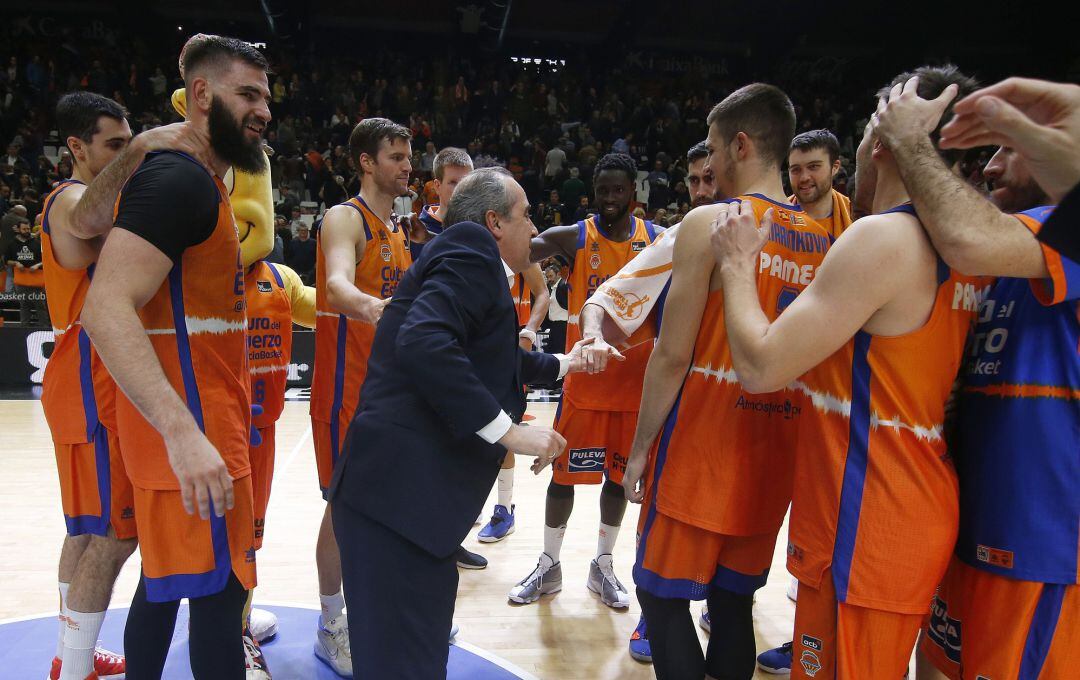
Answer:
[631,240,646,252]
[800,650,822,677]
[568,447,606,472]
[787,542,804,562]
[976,544,1014,569]
[927,594,962,663]
[257,280,273,293]
[121,506,135,520]
[245,547,256,564]
[800,634,822,652]
[609,451,627,475]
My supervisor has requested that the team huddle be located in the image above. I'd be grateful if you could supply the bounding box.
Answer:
[35,30,1077,680]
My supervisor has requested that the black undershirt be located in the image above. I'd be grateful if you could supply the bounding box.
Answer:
[113,152,220,262]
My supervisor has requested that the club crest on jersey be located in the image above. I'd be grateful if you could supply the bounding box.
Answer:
[568,447,605,472]
[631,240,647,251]
[380,243,392,262]
[590,253,602,270]
[800,650,822,677]
[257,281,273,293]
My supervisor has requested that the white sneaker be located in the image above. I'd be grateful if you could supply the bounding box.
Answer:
[587,554,631,608]
[449,622,459,642]
[244,628,272,679]
[314,614,353,678]
[787,576,798,602]
[249,607,279,643]
[508,553,562,604]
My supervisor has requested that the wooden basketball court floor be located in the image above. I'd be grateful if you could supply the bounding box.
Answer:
[2,398,811,679]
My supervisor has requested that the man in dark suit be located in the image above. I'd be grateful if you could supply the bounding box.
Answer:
[329,167,620,678]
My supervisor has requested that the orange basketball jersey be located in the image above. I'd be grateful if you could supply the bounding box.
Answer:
[245,261,293,428]
[114,164,251,489]
[310,196,411,429]
[511,273,531,326]
[40,179,117,442]
[786,204,991,614]
[563,215,658,411]
[652,195,830,536]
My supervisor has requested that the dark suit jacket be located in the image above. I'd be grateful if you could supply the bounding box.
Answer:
[329,221,561,558]
[1037,182,1080,264]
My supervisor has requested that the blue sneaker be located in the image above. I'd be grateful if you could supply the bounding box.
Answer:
[628,615,651,663]
[757,641,793,675]
[698,605,710,633]
[478,504,515,543]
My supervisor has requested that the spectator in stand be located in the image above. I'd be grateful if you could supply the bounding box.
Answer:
[545,141,567,188]
[287,225,317,284]
[611,132,632,156]
[573,195,591,222]
[420,141,437,177]
[321,172,347,209]
[5,218,45,325]
[0,183,10,214]
[561,167,586,208]
[3,142,29,176]
[646,158,670,211]
[544,190,566,229]
[276,183,300,216]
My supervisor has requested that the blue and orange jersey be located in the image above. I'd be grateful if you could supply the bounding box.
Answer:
[785,204,991,614]
[418,204,444,235]
[563,215,658,411]
[114,167,251,489]
[954,205,1080,585]
[39,179,118,442]
[652,194,829,536]
[511,273,531,327]
[245,261,293,429]
[310,195,411,425]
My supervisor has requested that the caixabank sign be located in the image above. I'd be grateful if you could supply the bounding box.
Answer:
[0,326,315,387]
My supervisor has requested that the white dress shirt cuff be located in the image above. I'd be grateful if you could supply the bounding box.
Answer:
[477,411,513,443]
[555,353,570,380]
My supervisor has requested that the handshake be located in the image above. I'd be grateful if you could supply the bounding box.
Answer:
[499,335,624,474]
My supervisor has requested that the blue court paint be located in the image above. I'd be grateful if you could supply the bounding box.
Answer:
[0,604,532,679]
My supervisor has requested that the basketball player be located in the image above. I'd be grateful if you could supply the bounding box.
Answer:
[418,146,473,236]
[42,92,208,680]
[707,67,982,679]
[507,152,651,610]
[787,129,852,240]
[871,81,1080,680]
[81,34,271,678]
[619,84,829,679]
[309,117,413,675]
[686,139,720,209]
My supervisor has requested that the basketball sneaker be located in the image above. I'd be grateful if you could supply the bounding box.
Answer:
[244,626,272,679]
[449,622,459,642]
[49,646,124,680]
[455,545,488,569]
[699,605,710,633]
[314,614,352,677]
[508,553,562,604]
[478,504,515,543]
[787,576,798,602]
[587,554,630,608]
[628,615,652,663]
[757,641,793,675]
[249,607,278,643]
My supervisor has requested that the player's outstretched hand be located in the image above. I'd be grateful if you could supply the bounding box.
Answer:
[940,78,1080,202]
[711,200,772,272]
[568,336,625,375]
[135,121,213,170]
[871,76,959,151]
[354,295,391,325]
[165,427,234,520]
[497,424,566,475]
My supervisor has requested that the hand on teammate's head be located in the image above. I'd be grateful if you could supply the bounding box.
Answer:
[871,76,959,151]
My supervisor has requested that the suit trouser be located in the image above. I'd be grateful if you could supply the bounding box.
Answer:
[332,496,458,680]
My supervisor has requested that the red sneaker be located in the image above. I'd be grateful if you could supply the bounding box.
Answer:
[49,646,125,679]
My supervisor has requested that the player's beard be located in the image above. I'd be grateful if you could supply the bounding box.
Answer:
[797,178,831,205]
[992,178,1049,214]
[208,98,267,175]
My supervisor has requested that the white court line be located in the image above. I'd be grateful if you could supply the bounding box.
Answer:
[279,423,312,474]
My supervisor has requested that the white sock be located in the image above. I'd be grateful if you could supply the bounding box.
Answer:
[320,590,345,624]
[60,609,106,680]
[597,522,620,558]
[497,467,514,509]
[56,582,70,659]
[543,524,566,565]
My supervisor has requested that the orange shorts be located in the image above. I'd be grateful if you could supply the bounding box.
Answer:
[313,415,348,499]
[250,423,275,550]
[551,400,636,485]
[133,475,257,603]
[791,567,922,679]
[633,507,775,600]
[54,425,136,540]
[920,556,1080,680]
